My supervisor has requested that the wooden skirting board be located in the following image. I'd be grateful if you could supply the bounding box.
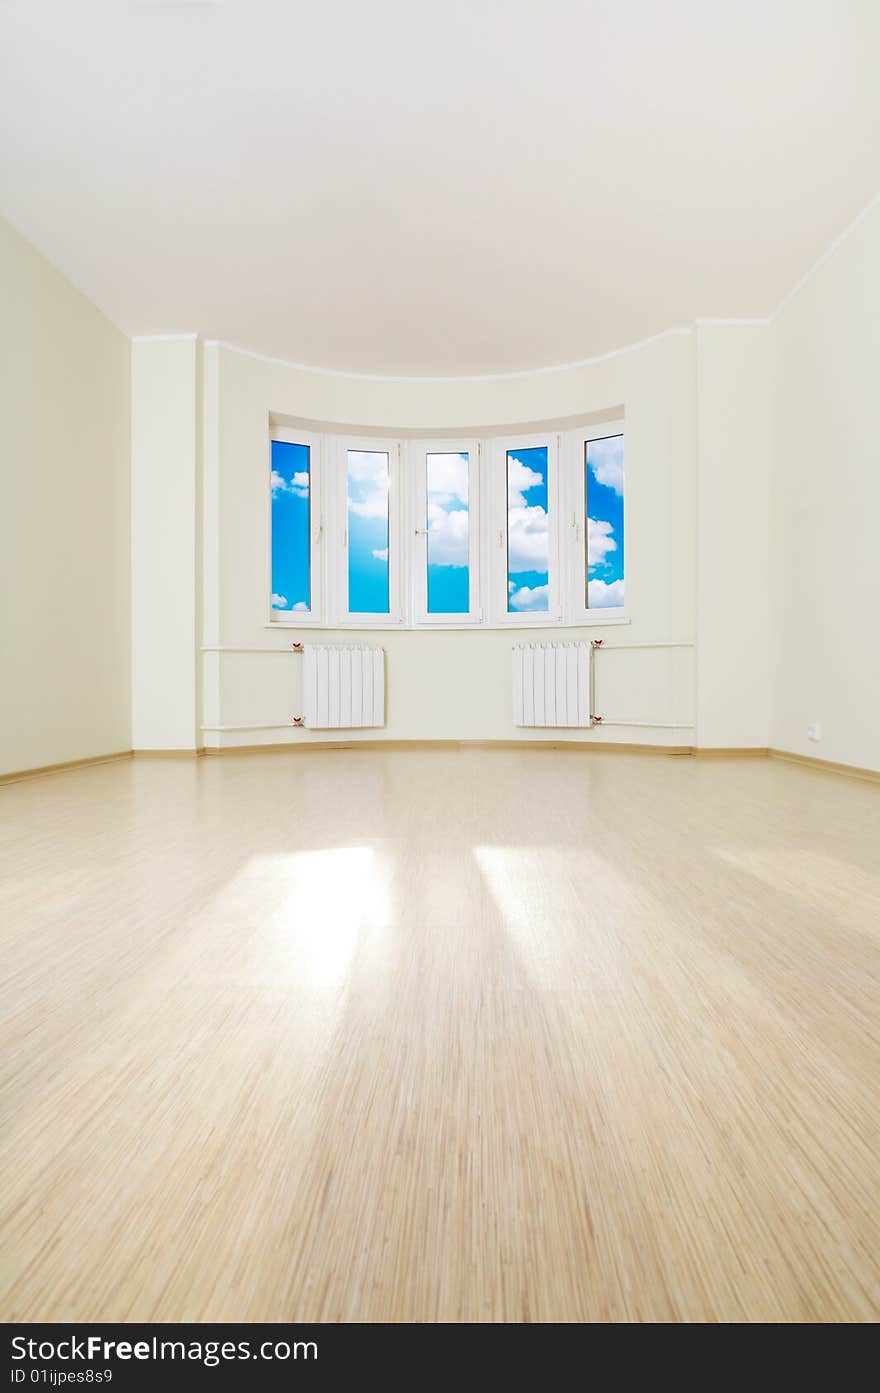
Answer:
[0,750,132,788]
[768,748,880,785]
[131,748,206,760]
[693,746,769,758]
[200,738,696,757]
[3,742,878,786]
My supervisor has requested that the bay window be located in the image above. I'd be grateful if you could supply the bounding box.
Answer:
[269,421,625,629]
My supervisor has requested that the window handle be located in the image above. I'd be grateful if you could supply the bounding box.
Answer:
[414,527,427,536]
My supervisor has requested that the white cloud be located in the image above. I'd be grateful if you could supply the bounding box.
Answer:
[588,578,625,608]
[503,455,550,573]
[347,451,389,520]
[347,451,388,484]
[588,437,624,495]
[509,583,549,611]
[271,469,309,499]
[349,494,388,520]
[273,594,309,611]
[427,503,469,567]
[588,516,617,568]
[371,548,388,562]
[427,453,468,505]
[508,503,549,572]
[507,454,544,505]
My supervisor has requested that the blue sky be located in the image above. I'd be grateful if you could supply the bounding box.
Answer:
[347,450,390,613]
[426,452,469,613]
[271,440,310,612]
[586,434,624,608]
[507,446,549,611]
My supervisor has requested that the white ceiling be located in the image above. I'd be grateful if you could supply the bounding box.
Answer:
[1,1,878,376]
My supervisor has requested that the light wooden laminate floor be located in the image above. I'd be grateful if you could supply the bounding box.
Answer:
[1,749,879,1322]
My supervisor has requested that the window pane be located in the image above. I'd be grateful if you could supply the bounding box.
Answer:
[270,440,310,614]
[585,434,624,608]
[507,445,549,612]
[347,450,389,614]
[426,452,469,614]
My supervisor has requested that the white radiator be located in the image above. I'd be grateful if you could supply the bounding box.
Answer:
[512,642,591,728]
[302,644,385,729]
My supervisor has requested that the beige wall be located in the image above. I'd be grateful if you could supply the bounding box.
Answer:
[771,200,880,772]
[695,321,773,748]
[202,331,698,747]
[131,336,200,751]
[4,200,876,770]
[0,218,131,775]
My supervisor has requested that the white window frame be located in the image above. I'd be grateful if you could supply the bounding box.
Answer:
[409,439,482,626]
[488,432,561,626]
[265,422,629,631]
[331,436,404,627]
[563,420,627,625]
[267,426,325,626]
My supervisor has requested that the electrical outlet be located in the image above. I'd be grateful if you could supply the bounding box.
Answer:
[807,722,822,742]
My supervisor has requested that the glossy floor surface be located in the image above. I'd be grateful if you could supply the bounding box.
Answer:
[1,750,879,1321]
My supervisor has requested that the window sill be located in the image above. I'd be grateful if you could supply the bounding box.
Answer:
[264,615,631,633]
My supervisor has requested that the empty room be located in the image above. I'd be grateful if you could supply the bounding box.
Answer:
[2,0,879,1350]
